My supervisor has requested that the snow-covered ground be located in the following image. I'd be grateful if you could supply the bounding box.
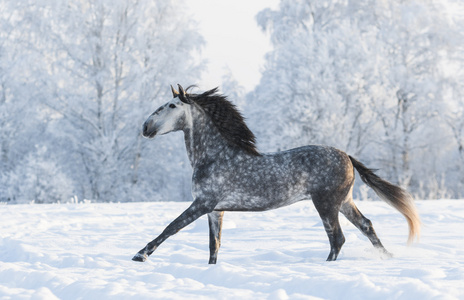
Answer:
[0,200,463,299]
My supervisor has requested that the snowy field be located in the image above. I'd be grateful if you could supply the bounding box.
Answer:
[1,200,463,300]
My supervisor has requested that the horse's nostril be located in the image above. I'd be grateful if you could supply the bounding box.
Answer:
[143,123,148,135]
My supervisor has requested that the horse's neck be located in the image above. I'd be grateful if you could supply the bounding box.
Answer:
[183,109,232,167]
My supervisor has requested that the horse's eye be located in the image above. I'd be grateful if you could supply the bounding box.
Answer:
[169,104,176,109]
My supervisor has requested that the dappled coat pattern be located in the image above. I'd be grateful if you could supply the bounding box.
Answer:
[133,85,421,264]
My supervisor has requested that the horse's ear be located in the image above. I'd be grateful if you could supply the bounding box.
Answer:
[170,85,179,98]
[178,84,193,104]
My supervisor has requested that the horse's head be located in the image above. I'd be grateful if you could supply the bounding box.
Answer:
[142,84,193,139]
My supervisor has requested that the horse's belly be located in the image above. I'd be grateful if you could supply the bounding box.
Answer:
[213,191,310,212]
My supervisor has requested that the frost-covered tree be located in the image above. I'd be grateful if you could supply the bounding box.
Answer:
[249,0,464,198]
[0,2,53,201]
[1,147,74,203]
[249,0,379,155]
[368,1,454,190]
[44,0,203,202]
[1,0,204,202]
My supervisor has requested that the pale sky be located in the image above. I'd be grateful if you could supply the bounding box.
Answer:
[186,0,279,92]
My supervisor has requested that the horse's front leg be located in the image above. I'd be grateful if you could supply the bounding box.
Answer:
[207,211,224,264]
[132,200,213,262]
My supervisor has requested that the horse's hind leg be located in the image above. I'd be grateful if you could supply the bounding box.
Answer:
[340,199,392,257]
[312,195,345,261]
[207,211,224,264]
[321,216,345,261]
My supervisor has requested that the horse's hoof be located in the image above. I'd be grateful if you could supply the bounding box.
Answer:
[132,253,147,262]
[381,250,394,259]
[208,258,217,264]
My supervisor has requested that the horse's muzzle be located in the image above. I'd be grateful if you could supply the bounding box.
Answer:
[142,121,157,139]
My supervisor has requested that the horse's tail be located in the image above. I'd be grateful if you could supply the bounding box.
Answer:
[349,156,421,245]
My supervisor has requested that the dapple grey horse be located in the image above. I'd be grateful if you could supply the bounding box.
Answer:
[133,84,420,264]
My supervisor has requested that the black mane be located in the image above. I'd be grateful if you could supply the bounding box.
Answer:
[188,87,260,156]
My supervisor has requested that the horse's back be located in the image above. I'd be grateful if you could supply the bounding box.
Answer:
[265,145,353,192]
